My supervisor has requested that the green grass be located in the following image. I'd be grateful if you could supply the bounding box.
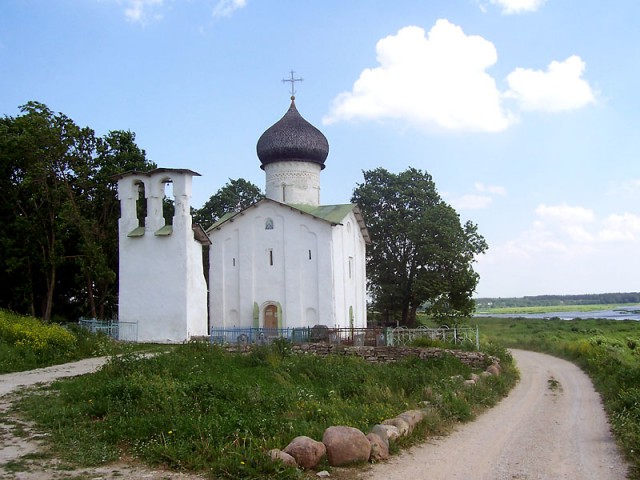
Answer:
[14,341,517,479]
[0,309,159,374]
[477,316,640,479]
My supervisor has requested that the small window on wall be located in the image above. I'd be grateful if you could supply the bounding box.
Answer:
[265,218,274,230]
[232,258,236,267]
[348,256,354,279]
[268,249,274,266]
[308,249,312,260]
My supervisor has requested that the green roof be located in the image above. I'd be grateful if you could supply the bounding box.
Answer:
[288,204,356,224]
[205,199,370,244]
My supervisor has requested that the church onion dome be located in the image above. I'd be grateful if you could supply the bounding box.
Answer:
[257,96,329,170]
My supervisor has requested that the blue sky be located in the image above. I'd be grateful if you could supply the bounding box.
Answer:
[1,0,639,298]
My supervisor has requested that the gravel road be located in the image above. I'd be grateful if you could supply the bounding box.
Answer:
[359,349,629,480]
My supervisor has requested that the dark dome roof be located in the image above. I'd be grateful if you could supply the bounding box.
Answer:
[257,97,329,170]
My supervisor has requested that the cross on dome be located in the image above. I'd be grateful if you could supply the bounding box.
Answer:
[282,70,303,98]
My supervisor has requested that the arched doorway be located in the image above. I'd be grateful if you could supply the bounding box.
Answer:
[264,304,278,329]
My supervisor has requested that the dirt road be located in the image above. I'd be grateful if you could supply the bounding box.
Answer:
[360,349,629,480]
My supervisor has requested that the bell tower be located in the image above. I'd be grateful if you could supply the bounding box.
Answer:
[116,168,209,343]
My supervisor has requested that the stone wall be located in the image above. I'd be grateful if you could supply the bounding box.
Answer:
[292,344,493,368]
[223,343,494,369]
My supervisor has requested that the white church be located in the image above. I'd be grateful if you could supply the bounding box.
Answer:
[115,95,370,343]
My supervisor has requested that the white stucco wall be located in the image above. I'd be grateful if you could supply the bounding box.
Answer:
[208,200,367,331]
[330,211,368,328]
[263,161,321,206]
[117,170,208,343]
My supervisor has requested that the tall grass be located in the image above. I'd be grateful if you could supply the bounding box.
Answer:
[16,341,517,479]
[478,317,640,479]
[0,309,142,373]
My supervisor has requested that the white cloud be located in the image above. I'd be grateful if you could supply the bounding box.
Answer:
[325,21,595,132]
[474,205,640,297]
[449,182,507,210]
[324,20,516,132]
[607,179,640,198]
[505,56,596,112]
[490,0,546,14]
[451,194,494,210]
[122,0,163,24]
[212,0,247,18]
[475,182,507,196]
[535,203,595,224]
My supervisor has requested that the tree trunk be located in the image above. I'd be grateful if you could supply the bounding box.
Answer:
[44,264,55,322]
[86,272,97,318]
[409,304,419,326]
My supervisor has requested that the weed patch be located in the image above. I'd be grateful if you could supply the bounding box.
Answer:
[14,341,517,479]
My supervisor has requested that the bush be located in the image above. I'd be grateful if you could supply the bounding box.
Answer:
[0,309,126,373]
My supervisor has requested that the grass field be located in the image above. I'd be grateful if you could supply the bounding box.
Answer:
[13,340,517,479]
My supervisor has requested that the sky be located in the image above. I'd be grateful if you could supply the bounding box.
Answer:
[1,0,639,299]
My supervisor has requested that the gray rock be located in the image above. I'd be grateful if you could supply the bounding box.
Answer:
[397,409,426,431]
[370,424,390,447]
[366,432,389,462]
[375,423,400,442]
[322,426,371,467]
[382,417,410,437]
[268,448,297,467]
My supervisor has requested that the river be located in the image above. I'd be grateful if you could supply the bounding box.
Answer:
[474,305,640,321]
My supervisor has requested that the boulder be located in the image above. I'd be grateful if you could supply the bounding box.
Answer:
[486,364,500,376]
[268,448,297,467]
[375,423,400,442]
[369,424,390,447]
[397,409,426,432]
[322,426,371,467]
[366,432,389,462]
[382,417,410,437]
[284,436,326,470]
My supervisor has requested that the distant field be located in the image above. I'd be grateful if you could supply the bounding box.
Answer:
[475,303,640,315]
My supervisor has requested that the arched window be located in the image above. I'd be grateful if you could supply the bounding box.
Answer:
[265,218,274,230]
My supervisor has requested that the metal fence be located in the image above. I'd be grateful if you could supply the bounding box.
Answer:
[209,326,387,347]
[210,325,479,349]
[386,325,479,349]
[77,318,138,342]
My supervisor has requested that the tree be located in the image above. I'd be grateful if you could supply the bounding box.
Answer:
[192,178,263,229]
[352,167,488,327]
[0,102,155,321]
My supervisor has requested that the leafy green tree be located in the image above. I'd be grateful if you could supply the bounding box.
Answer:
[0,102,95,320]
[192,178,263,229]
[0,103,154,321]
[352,167,488,327]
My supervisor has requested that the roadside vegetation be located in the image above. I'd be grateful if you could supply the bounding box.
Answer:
[477,316,640,479]
[13,340,516,479]
[0,309,154,374]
